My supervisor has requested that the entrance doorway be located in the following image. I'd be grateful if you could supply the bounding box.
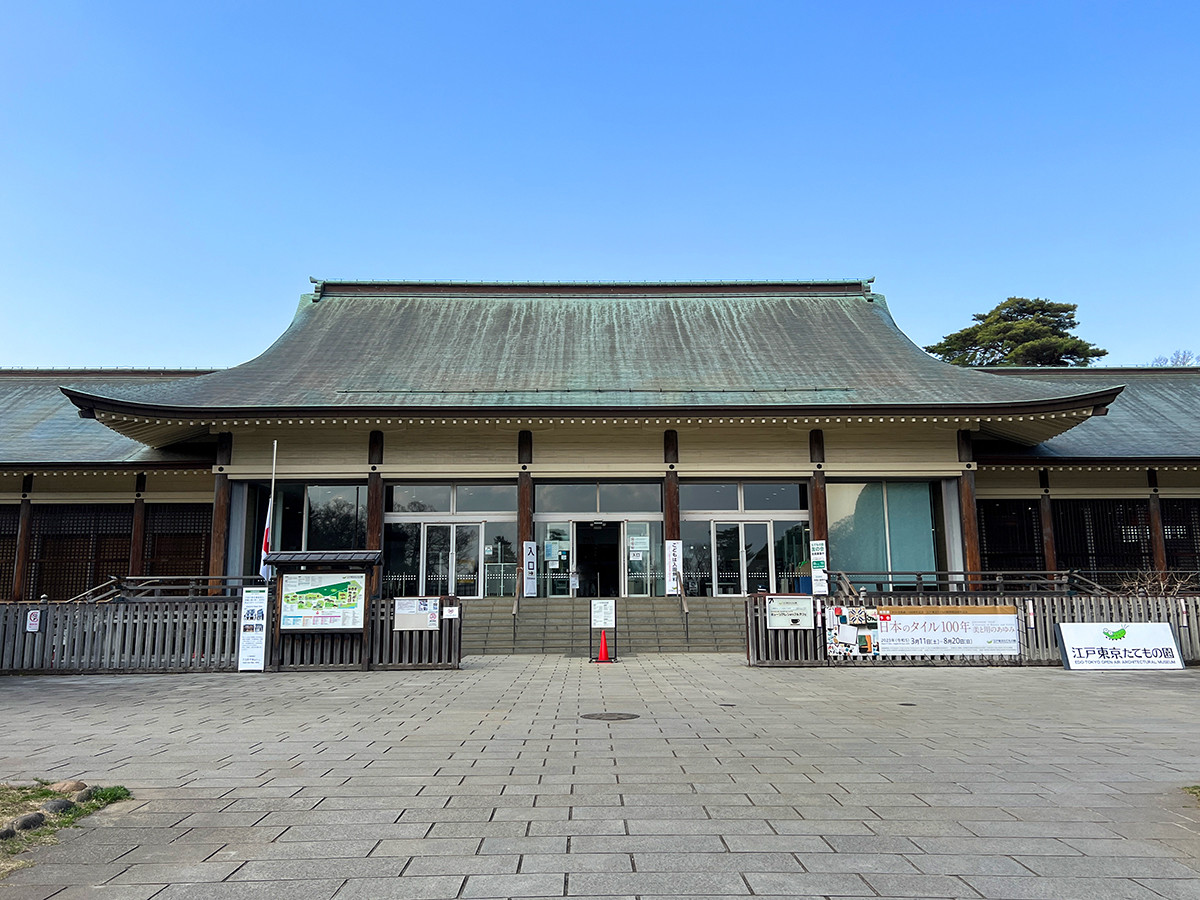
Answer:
[575,522,620,597]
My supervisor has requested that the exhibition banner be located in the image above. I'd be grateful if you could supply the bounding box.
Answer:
[876,605,1020,656]
[280,573,365,630]
[238,587,269,671]
[1057,622,1183,670]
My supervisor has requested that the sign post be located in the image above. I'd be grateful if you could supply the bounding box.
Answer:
[810,539,828,595]
[590,598,617,662]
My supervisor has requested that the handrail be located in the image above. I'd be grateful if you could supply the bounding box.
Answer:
[511,595,520,643]
[66,576,122,604]
[674,567,689,643]
[831,570,1117,596]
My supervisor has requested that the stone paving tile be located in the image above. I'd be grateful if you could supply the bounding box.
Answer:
[569,872,748,895]
[796,851,923,874]
[209,840,378,861]
[461,873,565,898]
[744,871,873,895]
[962,874,1165,899]
[863,872,982,897]
[405,855,521,876]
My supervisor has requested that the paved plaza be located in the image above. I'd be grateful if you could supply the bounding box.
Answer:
[1,654,1199,899]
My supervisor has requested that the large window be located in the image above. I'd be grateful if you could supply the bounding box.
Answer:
[826,481,937,582]
[384,482,517,598]
[274,484,368,552]
[1052,499,1152,581]
[679,481,809,595]
[977,500,1045,571]
[27,504,133,602]
[535,482,662,514]
[1163,499,1200,570]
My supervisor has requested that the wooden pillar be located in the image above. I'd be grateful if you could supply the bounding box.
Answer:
[808,430,828,542]
[11,474,33,603]
[957,430,981,579]
[517,431,533,545]
[1148,468,1167,573]
[1038,469,1057,572]
[208,432,233,583]
[129,473,147,577]
[663,429,680,541]
[366,430,384,599]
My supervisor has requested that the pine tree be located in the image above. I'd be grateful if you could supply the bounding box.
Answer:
[924,297,1107,367]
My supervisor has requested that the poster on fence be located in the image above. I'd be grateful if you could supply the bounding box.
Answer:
[876,605,1020,656]
[826,606,880,657]
[280,573,365,631]
[766,595,815,629]
[238,587,268,671]
[1057,622,1183,671]
[394,597,441,631]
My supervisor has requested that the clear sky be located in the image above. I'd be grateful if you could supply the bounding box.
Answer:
[2,1,1196,369]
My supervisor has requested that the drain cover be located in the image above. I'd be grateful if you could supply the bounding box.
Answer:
[899,702,917,707]
[581,712,640,721]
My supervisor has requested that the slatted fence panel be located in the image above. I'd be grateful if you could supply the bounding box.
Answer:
[745,596,826,666]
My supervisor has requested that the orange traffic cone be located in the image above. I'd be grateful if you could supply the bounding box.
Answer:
[596,629,611,663]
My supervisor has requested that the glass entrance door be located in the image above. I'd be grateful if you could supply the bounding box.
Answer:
[575,521,621,597]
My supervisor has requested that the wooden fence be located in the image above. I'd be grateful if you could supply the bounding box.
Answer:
[746,593,1200,667]
[1,595,461,674]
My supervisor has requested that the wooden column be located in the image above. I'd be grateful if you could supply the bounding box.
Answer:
[663,429,680,541]
[517,430,533,545]
[957,430,981,579]
[1038,469,1057,572]
[208,432,233,583]
[366,430,385,599]
[129,473,147,577]
[1148,468,1168,573]
[808,430,828,542]
[11,474,33,603]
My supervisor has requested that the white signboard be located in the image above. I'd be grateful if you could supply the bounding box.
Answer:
[281,573,365,630]
[810,540,829,595]
[523,541,538,597]
[812,568,829,596]
[1057,622,1183,670]
[569,571,580,590]
[665,540,683,595]
[394,597,441,631]
[766,595,815,629]
[24,608,41,633]
[629,534,650,551]
[442,605,460,619]
[591,598,616,629]
[877,606,1020,656]
[238,587,268,671]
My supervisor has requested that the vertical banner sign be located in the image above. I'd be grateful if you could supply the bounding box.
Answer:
[810,539,829,595]
[238,587,269,671]
[665,540,683,595]
[523,541,538,597]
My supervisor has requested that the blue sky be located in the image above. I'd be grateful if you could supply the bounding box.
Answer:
[2,1,1196,369]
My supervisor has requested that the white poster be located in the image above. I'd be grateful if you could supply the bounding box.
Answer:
[25,608,41,633]
[523,541,538,597]
[877,606,1020,656]
[766,595,815,629]
[1057,622,1183,670]
[629,534,650,551]
[238,587,269,671]
[665,539,683,595]
[591,598,616,629]
[394,596,441,631]
[280,573,365,630]
[812,569,829,596]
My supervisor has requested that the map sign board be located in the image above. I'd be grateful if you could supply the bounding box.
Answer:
[238,587,268,671]
[766,595,815,629]
[876,605,1020,656]
[1057,622,1183,670]
[394,597,440,631]
[280,573,366,631]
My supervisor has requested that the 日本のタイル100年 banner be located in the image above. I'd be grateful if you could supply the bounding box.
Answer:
[875,605,1020,656]
[280,573,366,630]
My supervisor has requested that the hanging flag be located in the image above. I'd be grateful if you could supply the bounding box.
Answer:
[259,494,273,582]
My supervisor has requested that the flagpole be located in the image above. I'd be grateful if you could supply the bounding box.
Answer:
[260,440,278,584]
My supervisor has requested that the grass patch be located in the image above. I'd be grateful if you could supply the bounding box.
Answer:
[1,782,132,880]
[1185,786,1200,802]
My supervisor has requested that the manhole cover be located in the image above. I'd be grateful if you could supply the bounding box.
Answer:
[581,712,640,721]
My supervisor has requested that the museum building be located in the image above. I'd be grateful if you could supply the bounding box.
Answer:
[3,279,1199,605]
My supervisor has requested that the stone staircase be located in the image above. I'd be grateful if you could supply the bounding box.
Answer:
[459,596,747,656]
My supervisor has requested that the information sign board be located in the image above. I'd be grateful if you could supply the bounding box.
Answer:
[766,595,815,629]
[523,542,538,597]
[24,608,40,633]
[591,598,616,629]
[280,573,366,630]
[1057,622,1183,670]
[394,597,441,631]
[876,605,1020,656]
[809,540,829,595]
[238,587,268,671]
[665,540,683,595]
